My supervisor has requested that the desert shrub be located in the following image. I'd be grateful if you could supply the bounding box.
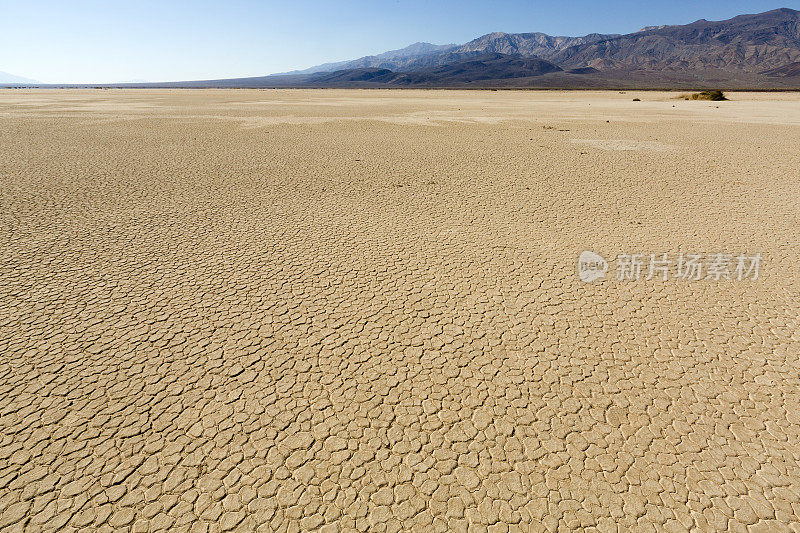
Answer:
[681,90,728,101]
[632,98,641,101]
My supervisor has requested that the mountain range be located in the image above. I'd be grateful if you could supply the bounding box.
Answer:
[6,8,800,89]
[275,8,800,89]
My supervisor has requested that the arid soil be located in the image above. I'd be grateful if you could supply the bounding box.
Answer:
[1,89,800,531]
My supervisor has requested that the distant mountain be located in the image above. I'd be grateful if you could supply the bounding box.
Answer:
[294,33,616,75]
[374,42,458,59]
[289,8,800,88]
[265,8,800,88]
[284,42,458,74]
[453,32,620,59]
[329,49,473,72]
[638,25,671,32]
[0,71,40,84]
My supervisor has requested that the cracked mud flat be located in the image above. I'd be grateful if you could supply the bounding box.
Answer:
[1,89,800,532]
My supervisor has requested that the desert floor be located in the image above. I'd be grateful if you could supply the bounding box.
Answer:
[1,89,800,532]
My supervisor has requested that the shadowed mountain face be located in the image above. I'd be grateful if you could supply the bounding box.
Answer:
[311,68,396,84]
[395,54,563,83]
[762,61,800,77]
[305,54,562,86]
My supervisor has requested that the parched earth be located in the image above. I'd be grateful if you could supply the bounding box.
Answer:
[1,89,800,532]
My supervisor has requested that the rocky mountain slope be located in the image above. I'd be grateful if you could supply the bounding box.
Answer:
[549,8,800,73]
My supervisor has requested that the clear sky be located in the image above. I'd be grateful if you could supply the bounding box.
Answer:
[2,0,798,83]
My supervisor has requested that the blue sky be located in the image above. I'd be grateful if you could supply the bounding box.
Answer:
[2,0,798,83]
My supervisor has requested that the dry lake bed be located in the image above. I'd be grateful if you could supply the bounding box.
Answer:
[1,89,800,531]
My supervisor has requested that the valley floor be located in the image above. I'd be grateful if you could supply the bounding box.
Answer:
[1,89,800,531]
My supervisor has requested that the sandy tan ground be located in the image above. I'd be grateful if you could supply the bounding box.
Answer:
[1,89,800,532]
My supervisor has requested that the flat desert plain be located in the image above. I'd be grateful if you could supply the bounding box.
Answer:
[1,89,800,532]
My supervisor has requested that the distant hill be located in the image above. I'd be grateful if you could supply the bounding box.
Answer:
[283,42,459,75]
[0,71,40,84]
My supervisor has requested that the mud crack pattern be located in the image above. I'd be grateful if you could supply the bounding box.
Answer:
[1,89,800,532]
